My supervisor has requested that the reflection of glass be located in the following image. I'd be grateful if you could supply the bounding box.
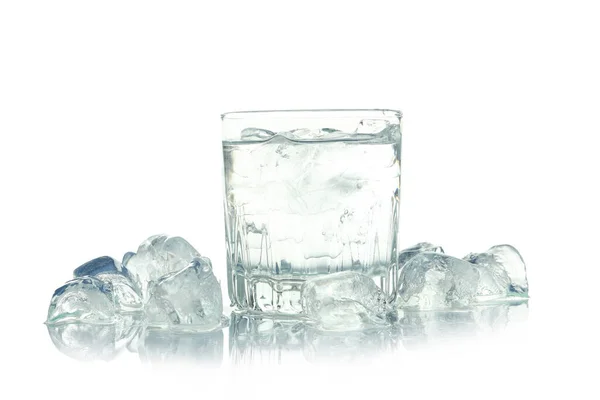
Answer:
[46,314,141,361]
[138,327,223,367]
[222,110,402,315]
[229,312,306,365]
[229,303,528,364]
[229,312,395,365]
[399,301,529,350]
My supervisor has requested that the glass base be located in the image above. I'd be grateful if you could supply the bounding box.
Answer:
[228,269,397,316]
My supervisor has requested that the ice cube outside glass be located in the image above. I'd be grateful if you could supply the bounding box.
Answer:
[221,109,402,315]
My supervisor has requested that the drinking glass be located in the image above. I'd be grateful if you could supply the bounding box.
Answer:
[221,109,402,314]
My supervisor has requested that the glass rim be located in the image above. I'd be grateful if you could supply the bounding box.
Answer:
[221,108,403,120]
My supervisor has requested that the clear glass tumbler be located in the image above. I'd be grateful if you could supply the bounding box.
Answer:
[221,109,402,315]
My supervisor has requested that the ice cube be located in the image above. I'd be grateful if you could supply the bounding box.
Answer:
[464,244,528,295]
[398,253,481,310]
[355,119,390,134]
[122,251,136,268]
[124,234,203,300]
[476,261,511,300]
[97,274,144,313]
[280,128,344,140]
[241,127,276,140]
[73,256,130,279]
[46,277,118,324]
[462,252,511,300]
[301,271,396,331]
[145,257,224,330]
[73,256,143,312]
[380,123,402,142]
[398,242,445,267]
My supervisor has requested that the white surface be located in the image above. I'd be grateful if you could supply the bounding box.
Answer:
[1,1,598,398]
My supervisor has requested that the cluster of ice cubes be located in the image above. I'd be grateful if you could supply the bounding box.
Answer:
[45,234,225,331]
[299,242,528,330]
[397,243,528,310]
[46,234,528,359]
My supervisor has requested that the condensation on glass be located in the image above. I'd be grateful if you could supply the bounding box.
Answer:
[221,109,402,315]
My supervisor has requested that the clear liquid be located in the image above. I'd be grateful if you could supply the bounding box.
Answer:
[223,134,401,314]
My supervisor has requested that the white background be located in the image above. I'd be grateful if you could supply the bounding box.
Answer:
[1,0,599,398]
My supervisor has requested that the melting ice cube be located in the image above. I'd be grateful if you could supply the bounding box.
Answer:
[399,244,529,310]
[145,257,224,330]
[398,242,445,268]
[124,234,204,300]
[46,277,119,324]
[301,271,396,331]
[464,244,528,295]
[73,256,143,312]
[398,253,481,310]
[355,119,390,134]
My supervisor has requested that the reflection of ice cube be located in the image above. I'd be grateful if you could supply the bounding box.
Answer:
[303,327,393,364]
[47,323,119,361]
[399,301,529,350]
[138,327,223,367]
[145,257,224,330]
[301,271,396,331]
[46,314,142,361]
